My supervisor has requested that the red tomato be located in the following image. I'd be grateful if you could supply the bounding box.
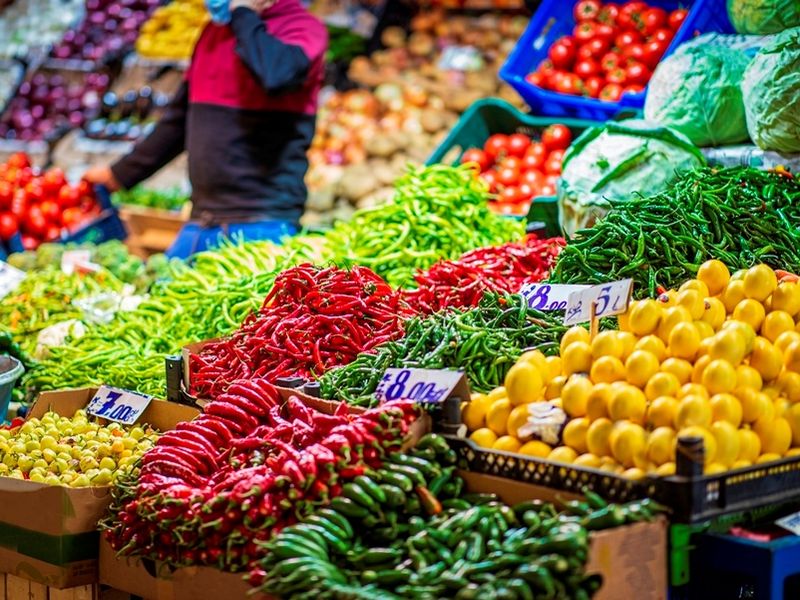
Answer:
[7,153,30,170]
[497,165,520,187]
[21,234,38,251]
[481,170,499,192]
[57,185,81,208]
[600,51,622,72]
[542,125,572,151]
[554,73,583,95]
[641,7,667,35]
[573,0,601,21]
[574,58,600,78]
[507,134,532,158]
[622,43,646,64]
[537,58,556,75]
[461,148,491,171]
[39,199,61,224]
[651,27,674,44]
[61,207,84,229]
[594,23,616,44]
[42,168,66,196]
[584,75,605,97]
[625,61,651,85]
[584,36,611,59]
[547,70,568,90]
[518,183,536,200]
[500,156,523,171]
[15,168,33,187]
[668,8,688,31]
[599,82,624,102]
[484,134,509,160]
[500,186,524,204]
[577,45,595,61]
[618,1,648,31]
[623,84,645,95]
[44,225,61,241]
[573,21,597,43]
[0,181,12,210]
[545,173,560,187]
[615,30,642,49]
[606,67,627,84]
[24,205,47,237]
[24,181,44,203]
[521,169,544,188]
[77,179,94,198]
[598,3,619,25]
[10,189,26,218]
[0,212,18,240]
[543,155,561,176]
[526,71,546,87]
[548,39,577,70]
[642,39,668,69]
[522,143,547,170]
[540,183,556,196]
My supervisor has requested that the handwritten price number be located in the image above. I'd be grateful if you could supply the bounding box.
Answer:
[564,279,632,326]
[87,385,152,425]
[378,370,450,403]
[523,284,565,311]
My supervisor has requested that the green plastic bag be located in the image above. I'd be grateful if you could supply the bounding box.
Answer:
[727,0,800,34]
[644,43,751,146]
[742,27,800,153]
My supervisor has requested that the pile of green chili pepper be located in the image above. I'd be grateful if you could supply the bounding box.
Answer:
[251,434,663,600]
[320,293,569,407]
[324,164,525,288]
[113,186,189,211]
[549,166,800,298]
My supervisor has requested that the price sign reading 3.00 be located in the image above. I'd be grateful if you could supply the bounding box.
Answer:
[375,368,464,404]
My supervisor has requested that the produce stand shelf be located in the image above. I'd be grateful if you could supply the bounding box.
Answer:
[0,574,98,600]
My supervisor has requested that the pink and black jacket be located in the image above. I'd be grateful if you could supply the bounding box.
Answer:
[111,1,327,225]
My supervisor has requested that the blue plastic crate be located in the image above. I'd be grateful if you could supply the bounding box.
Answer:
[500,0,735,120]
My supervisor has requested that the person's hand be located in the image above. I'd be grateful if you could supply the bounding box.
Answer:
[83,166,121,192]
[230,0,277,13]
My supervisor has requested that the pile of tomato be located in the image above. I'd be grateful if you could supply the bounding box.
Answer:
[459,123,572,215]
[526,0,688,102]
[0,153,101,250]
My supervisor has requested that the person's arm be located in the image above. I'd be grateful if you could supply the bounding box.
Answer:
[108,82,189,190]
[229,6,326,95]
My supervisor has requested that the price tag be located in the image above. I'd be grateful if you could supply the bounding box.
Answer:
[87,385,153,425]
[564,279,634,326]
[520,283,590,311]
[61,250,92,275]
[776,511,800,536]
[375,368,465,404]
[0,261,25,300]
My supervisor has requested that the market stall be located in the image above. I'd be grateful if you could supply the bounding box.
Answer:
[1,0,800,598]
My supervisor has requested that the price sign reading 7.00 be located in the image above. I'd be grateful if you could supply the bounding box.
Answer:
[375,368,464,404]
[87,385,153,425]
[520,283,590,311]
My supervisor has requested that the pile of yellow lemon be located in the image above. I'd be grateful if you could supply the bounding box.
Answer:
[135,0,209,61]
[464,261,800,479]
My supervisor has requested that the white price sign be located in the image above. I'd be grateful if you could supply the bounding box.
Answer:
[520,283,590,311]
[563,279,634,326]
[375,368,464,404]
[87,385,153,425]
[776,511,800,536]
[0,261,25,300]
[61,250,93,275]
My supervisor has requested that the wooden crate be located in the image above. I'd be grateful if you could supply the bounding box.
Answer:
[119,204,189,258]
[0,575,98,600]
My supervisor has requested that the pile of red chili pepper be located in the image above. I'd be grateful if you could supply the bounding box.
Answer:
[190,264,414,398]
[404,235,565,314]
[100,379,420,572]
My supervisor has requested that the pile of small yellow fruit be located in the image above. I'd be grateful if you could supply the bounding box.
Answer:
[0,410,160,487]
[464,261,800,479]
[135,0,209,61]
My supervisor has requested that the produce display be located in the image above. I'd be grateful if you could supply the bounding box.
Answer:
[101,381,420,571]
[727,0,800,34]
[525,0,688,101]
[84,87,168,141]
[0,0,84,59]
[190,264,413,398]
[0,153,103,249]
[112,185,188,211]
[134,0,209,61]
[0,409,159,486]
[0,62,23,113]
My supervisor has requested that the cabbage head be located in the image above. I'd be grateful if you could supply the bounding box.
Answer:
[727,0,800,34]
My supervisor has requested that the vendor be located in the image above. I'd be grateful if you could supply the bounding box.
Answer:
[84,0,328,258]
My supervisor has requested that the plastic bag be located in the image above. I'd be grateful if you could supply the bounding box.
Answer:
[644,43,751,147]
[742,27,800,153]
[727,0,800,34]
[205,0,231,24]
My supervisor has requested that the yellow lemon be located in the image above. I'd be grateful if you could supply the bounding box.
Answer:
[587,418,614,457]
[590,356,626,384]
[676,395,712,429]
[772,282,800,316]
[469,428,497,448]
[777,371,800,402]
[616,331,638,361]
[784,340,800,373]
[694,320,715,341]
[622,467,646,480]
[486,398,512,435]
[721,279,747,314]
[505,361,545,406]
[507,405,532,438]
[656,290,677,308]
[757,453,783,464]
[759,416,792,455]
[697,260,730,296]
[561,375,593,417]
[701,297,727,331]
[710,421,740,467]
[548,446,578,464]
[608,384,647,424]
[786,403,800,445]
[591,330,625,359]
[708,329,746,366]
[678,426,717,464]
[722,320,756,354]
[680,278,711,298]
[610,422,647,468]
[736,365,763,391]
[762,310,795,343]
[775,397,791,418]
[645,371,681,401]
[628,300,662,336]
[635,335,667,362]
[680,382,710,399]
[657,306,693,343]
[738,389,768,423]
[743,264,778,302]
[733,299,766,332]
[655,462,676,476]
[701,359,737,395]
[751,337,783,381]
[697,336,714,358]
[737,428,761,463]
[519,440,552,457]
[669,321,702,361]
[647,426,676,466]
[691,355,712,384]
[560,326,591,354]
[647,396,679,428]
[487,387,507,401]
[661,357,694,385]
[563,417,590,454]
[586,383,613,421]
[704,462,728,475]
[562,341,592,376]
[493,435,522,453]
[545,356,562,380]
[463,394,492,431]
[599,457,623,473]
[518,349,550,372]
[625,350,660,388]
[732,459,752,469]
[788,448,800,458]
[775,331,800,355]
[545,375,567,400]
[676,289,705,320]
[574,453,602,468]
[710,393,743,427]
[731,269,747,281]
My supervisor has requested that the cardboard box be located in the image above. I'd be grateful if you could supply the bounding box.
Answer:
[0,388,198,589]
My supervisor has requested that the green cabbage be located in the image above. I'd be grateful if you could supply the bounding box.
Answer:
[644,43,751,147]
[558,120,705,237]
[727,0,800,34]
[742,26,800,153]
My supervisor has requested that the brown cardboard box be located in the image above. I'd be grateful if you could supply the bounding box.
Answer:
[0,388,198,589]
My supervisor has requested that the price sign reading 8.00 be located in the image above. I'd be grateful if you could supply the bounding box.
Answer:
[375,368,463,404]
[520,283,590,311]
